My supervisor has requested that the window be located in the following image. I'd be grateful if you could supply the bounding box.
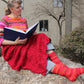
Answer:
[39,20,48,31]
[21,0,24,9]
[53,0,62,7]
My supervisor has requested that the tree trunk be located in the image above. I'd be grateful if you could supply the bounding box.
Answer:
[65,0,72,35]
[58,21,62,48]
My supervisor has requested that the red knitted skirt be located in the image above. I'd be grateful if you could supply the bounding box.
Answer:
[2,33,51,75]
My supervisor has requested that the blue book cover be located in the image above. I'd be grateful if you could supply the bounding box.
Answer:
[4,22,39,41]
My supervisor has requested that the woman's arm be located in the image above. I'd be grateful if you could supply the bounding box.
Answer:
[1,37,28,45]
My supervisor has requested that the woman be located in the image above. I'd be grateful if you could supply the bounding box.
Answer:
[0,0,84,81]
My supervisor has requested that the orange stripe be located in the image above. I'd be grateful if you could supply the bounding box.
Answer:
[3,17,26,23]
[0,33,4,36]
[10,26,27,29]
[9,20,25,22]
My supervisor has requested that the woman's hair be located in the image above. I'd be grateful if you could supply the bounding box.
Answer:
[5,0,22,15]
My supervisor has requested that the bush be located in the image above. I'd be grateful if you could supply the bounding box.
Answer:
[60,27,84,65]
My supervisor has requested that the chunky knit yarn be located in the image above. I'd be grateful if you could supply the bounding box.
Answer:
[2,33,51,76]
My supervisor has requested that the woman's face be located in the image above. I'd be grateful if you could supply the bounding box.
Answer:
[10,2,22,16]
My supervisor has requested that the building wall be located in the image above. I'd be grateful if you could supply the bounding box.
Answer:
[0,0,84,45]
[0,1,7,18]
[21,0,60,45]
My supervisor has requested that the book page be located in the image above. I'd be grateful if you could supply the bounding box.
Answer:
[25,22,39,34]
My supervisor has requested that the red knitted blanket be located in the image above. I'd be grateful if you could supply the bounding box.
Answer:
[2,33,50,75]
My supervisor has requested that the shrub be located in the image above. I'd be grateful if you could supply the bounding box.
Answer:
[60,27,84,65]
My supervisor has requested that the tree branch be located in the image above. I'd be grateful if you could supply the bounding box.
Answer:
[1,0,8,4]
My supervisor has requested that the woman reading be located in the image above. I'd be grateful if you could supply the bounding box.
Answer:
[0,0,84,81]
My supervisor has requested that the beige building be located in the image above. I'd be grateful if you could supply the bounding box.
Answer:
[0,0,84,45]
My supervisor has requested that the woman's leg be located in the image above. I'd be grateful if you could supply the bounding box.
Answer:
[47,50,63,64]
[51,63,84,81]
[46,59,55,74]
[47,59,84,81]
[47,42,63,64]
[47,43,84,81]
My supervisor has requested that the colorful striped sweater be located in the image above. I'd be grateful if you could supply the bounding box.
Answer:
[0,16,28,46]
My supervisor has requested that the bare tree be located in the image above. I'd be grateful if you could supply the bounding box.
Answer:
[1,0,66,46]
[1,0,8,4]
[33,0,65,46]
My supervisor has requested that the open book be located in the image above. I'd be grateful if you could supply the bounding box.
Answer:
[4,22,39,41]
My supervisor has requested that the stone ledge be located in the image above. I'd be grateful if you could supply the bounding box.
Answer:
[0,56,84,84]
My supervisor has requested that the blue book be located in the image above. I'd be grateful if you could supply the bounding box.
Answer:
[4,22,39,41]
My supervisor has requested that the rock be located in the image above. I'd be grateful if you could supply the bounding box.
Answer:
[0,56,84,84]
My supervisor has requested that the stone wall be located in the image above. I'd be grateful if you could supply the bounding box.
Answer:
[0,55,84,84]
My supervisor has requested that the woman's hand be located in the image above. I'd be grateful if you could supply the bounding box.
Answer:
[2,37,28,46]
[33,32,37,35]
[15,37,28,45]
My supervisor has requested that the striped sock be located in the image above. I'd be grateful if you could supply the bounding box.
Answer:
[48,52,64,64]
[52,64,84,81]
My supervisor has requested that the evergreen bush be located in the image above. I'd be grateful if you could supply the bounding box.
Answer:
[61,27,84,65]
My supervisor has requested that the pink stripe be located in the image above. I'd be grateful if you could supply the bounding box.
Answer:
[5,16,25,20]
[0,25,4,29]
[21,17,26,20]
[0,21,7,27]
[8,24,26,26]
